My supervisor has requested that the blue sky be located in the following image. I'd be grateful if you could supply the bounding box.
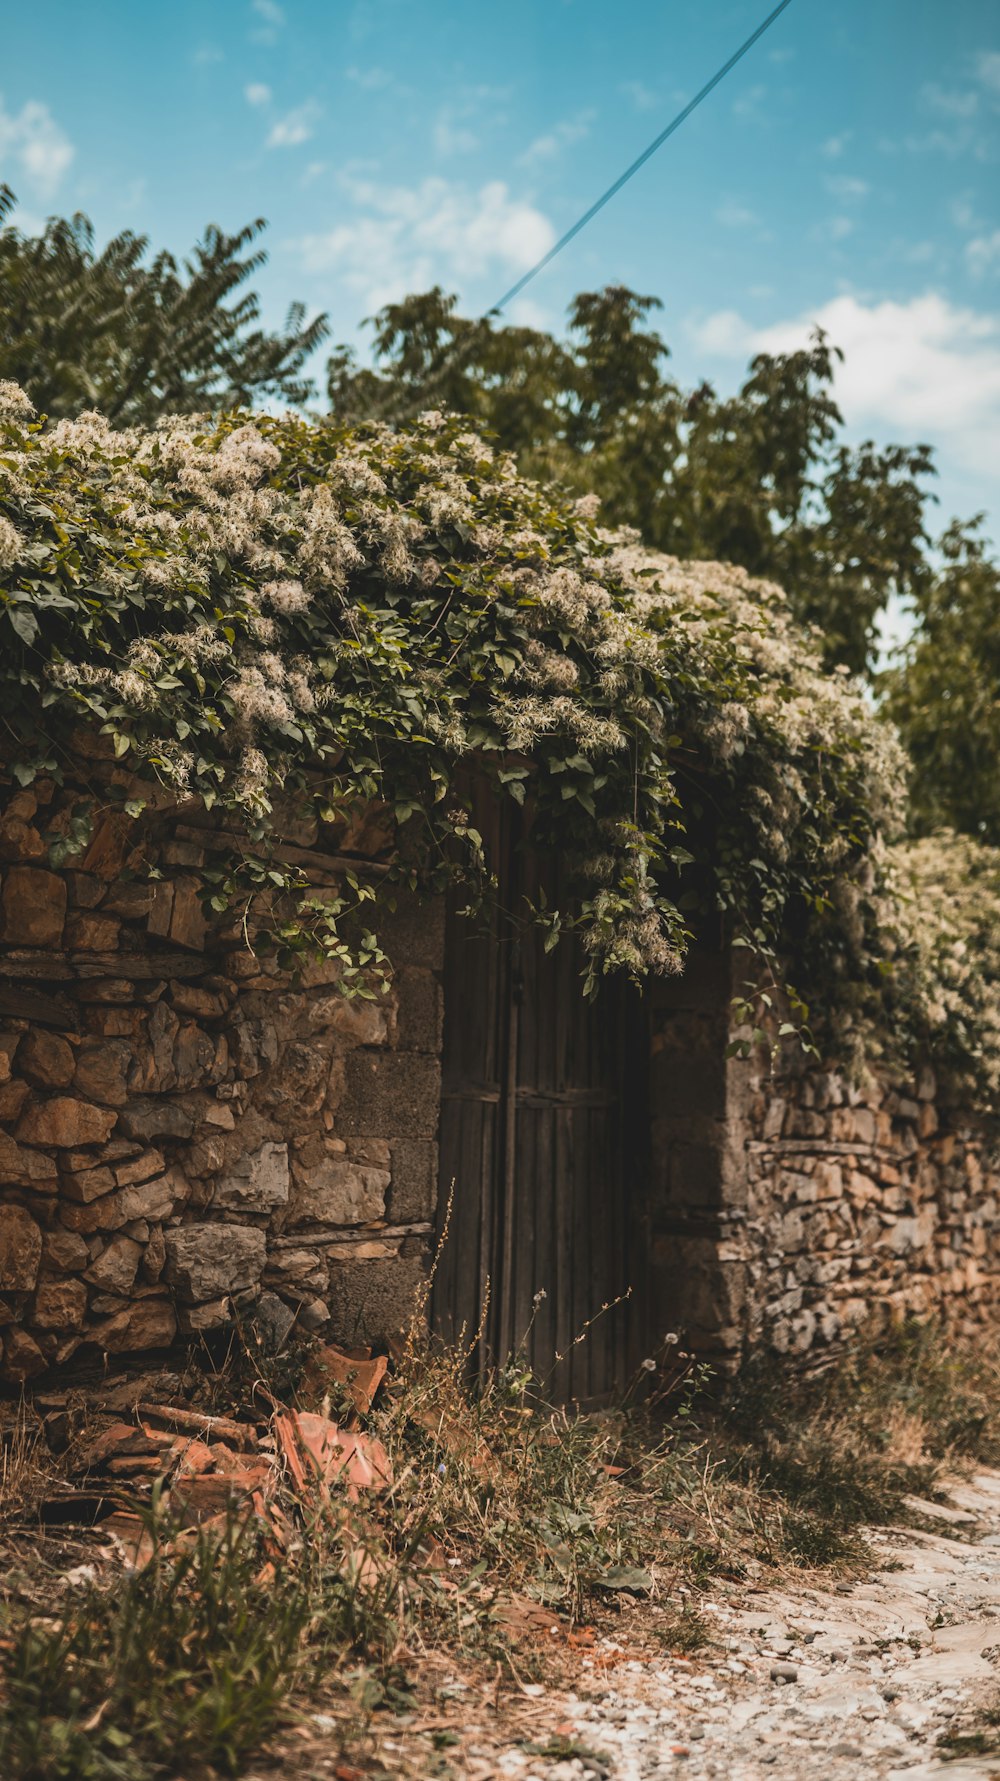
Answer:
[3,0,999,548]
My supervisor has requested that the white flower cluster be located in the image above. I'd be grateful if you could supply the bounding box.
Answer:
[1,386,992,1092]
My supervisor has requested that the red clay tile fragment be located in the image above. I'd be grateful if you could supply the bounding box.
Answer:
[303,1343,388,1415]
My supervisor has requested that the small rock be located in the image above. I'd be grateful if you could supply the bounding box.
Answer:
[1,866,66,945]
[251,1291,298,1353]
[33,1278,87,1330]
[163,1224,266,1302]
[298,1296,331,1331]
[770,1662,798,1683]
[85,1236,142,1296]
[16,1096,117,1148]
[2,1326,46,1379]
[0,1204,42,1290]
[18,1028,75,1089]
[89,1297,177,1352]
[213,1141,289,1213]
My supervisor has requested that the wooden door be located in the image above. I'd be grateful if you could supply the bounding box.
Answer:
[433,786,646,1402]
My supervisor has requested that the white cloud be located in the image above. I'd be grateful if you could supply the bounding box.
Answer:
[824,174,869,200]
[0,97,74,198]
[250,0,285,43]
[821,132,852,158]
[732,83,767,121]
[974,49,1000,95]
[244,82,271,107]
[811,215,854,244]
[687,291,1000,484]
[267,102,319,148]
[922,82,979,119]
[297,176,555,309]
[620,80,658,112]
[715,200,759,229]
[433,111,479,158]
[519,114,592,167]
[968,230,1000,275]
[346,66,393,92]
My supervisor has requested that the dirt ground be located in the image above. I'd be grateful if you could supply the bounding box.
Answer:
[278,1470,1000,1781]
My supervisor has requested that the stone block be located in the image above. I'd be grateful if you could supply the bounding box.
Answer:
[59,1170,182,1233]
[101,882,154,918]
[142,1225,166,1283]
[327,1253,428,1348]
[73,1040,132,1107]
[62,1165,116,1203]
[213,1141,290,1214]
[116,1098,196,1142]
[0,1205,42,1290]
[65,911,122,951]
[337,1052,441,1139]
[393,968,443,1054]
[3,1327,46,1379]
[249,1290,297,1352]
[255,1041,330,1115]
[147,877,207,951]
[264,1248,328,1295]
[377,891,445,971]
[387,1137,437,1222]
[41,1229,89,1273]
[85,1236,142,1295]
[762,1098,787,1141]
[33,1278,87,1330]
[16,1097,117,1149]
[289,1152,388,1226]
[114,1149,166,1187]
[0,1079,29,1121]
[1,866,66,946]
[18,1029,76,1090]
[178,1297,232,1332]
[89,1297,177,1352]
[163,1224,267,1302]
[305,993,391,1047]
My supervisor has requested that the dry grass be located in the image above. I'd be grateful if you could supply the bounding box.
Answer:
[0,1315,998,1778]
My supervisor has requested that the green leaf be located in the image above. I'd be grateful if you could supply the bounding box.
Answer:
[598,1566,653,1595]
[7,605,39,647]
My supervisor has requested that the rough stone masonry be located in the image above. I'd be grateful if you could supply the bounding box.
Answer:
[1,765,999,1385]
[0,762,441,1383]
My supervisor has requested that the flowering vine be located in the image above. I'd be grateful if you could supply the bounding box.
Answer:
[1,380,994,1102]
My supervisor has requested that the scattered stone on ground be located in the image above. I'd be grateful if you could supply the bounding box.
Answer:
[299,1470,1000,1781]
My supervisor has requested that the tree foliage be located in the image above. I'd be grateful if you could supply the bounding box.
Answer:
[328,285,936,674]
[0,188,328,425]
[883,520,1000,843]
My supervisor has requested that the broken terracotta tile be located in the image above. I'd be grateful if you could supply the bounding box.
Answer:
[302,1344,388,1416]
[273,1408,393,1504]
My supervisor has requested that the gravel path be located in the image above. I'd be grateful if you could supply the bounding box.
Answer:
[488,1469,1000,1781]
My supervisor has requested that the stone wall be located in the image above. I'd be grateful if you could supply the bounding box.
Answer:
[3,762,999,1386]
[644,947,1000,1364]
[741,1062,1000,1357]
[0,770,442,1384]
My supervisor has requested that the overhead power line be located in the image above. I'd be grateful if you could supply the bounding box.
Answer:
[375,0,794,422]
[490,0,795,316]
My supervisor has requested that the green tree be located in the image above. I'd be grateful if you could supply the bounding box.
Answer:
[328,286,936,674]
[0,188,328,424]
[883,519,1000,841]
